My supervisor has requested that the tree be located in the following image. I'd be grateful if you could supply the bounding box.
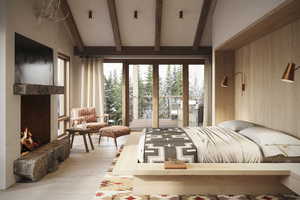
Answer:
[104,72,114,118]
[104,69,122,124]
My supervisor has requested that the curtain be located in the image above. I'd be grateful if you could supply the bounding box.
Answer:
[80,58,105,120]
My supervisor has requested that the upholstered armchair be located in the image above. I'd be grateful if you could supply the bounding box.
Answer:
[70,107,109,131]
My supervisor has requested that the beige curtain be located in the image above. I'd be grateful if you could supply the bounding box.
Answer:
[80,58,105,119]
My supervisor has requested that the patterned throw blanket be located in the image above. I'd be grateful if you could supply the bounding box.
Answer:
[139,126,263,163]
[139,128,198,163]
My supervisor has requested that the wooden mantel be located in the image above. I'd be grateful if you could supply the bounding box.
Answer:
[14,84,64,95]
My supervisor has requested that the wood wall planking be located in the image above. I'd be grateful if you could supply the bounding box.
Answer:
[214,51,235,124]
[235,19,300,138]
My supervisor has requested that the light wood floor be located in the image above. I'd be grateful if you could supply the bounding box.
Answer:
[0,134,128,200]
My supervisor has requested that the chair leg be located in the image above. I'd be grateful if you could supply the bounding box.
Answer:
[114,137,118,149]
[98,134,102,144]
[71,134,75,148]
[83,134,89,153]
[88,133,94,150]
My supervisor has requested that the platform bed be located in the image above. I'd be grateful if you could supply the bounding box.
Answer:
[113,132,300,195]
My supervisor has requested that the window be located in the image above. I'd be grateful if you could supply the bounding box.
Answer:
[57,54,70,136]
[159,64,183,127]
[188,65,205,126]
[129,65,153,128]
[103,63,123,125]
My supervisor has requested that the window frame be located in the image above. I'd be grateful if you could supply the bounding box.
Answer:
[57,53,70,137]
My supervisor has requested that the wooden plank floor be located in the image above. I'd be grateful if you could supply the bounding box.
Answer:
[0,134,129,200]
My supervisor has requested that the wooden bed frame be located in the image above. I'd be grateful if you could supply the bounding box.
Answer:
[113,133,300,195]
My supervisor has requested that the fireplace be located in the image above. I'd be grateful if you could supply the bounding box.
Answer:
[21,95,51,153]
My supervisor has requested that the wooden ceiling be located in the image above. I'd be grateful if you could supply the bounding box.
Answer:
[62,0,214,56]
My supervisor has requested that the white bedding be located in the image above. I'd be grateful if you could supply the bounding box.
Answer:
[138,126,263,163]
[184,127,262,163]
[239,127,300,158]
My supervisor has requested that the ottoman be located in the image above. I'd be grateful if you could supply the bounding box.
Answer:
[99,126,130,148]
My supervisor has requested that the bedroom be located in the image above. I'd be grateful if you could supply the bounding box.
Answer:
[0,0,300,200]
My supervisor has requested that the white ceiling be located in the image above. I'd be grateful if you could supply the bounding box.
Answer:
[67,0,211,47]
[161,0,203,46]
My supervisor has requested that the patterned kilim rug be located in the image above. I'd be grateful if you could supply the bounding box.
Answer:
[94,146,300,200]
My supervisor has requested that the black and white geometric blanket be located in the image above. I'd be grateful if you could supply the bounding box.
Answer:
[141,128,198,163]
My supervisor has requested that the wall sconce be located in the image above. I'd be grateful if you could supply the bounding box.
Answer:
[281,63,300,83]
[221,72,246,93]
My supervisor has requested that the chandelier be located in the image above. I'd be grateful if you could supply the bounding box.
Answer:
[35,0,69,23]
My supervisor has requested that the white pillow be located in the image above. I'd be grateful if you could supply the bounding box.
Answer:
[239,127,300,145]
[239,127,300,157]
[217,120,256,132]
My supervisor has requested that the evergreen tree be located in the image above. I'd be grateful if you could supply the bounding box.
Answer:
[104,72,114,118]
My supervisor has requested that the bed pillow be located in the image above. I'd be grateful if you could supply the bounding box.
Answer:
[217,120,257,132]
[239,126,300,157]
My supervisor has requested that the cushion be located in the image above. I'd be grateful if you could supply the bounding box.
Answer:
[217,120,257,132]
[71,107,97,123]
[77,122,107,130]
[239,126,300,157]
[101,126,130,136]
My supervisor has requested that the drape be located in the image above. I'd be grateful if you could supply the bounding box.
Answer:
[80,58,105,120]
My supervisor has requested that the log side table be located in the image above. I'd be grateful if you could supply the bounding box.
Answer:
[66,128,97,153]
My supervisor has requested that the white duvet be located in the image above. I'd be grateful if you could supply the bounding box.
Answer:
[239,126,300,158]
[184,127,262,163]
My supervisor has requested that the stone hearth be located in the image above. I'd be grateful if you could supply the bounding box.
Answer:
[14,137,70,182]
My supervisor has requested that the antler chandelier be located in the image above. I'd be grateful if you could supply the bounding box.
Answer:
[35,0,68,23]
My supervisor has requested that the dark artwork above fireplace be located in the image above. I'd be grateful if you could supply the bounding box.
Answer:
[15,33,54,85]
[21,95,51,149]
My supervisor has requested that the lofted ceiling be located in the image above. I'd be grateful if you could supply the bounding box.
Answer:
[67,0,213,48]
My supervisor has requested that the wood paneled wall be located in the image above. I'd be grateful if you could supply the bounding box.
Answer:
[235,19,300,138]
[214,51,235,124]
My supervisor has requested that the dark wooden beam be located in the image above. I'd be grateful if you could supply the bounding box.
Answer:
[155,0,163,51]
[60,0,84,51]
[75,46,212,56]
[107,0,122,51]
[103,59,205,65]
[193,0,212,50]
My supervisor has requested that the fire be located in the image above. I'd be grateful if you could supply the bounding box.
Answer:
[20,128,39,155]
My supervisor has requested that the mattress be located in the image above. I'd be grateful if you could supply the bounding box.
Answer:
[263,155,300,163]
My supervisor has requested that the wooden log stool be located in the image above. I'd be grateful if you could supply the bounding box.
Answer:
[99,126,130,148]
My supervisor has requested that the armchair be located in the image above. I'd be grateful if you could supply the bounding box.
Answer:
[70,107,109,131]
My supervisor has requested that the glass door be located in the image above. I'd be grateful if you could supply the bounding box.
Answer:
[129,65,153,128]
[188,64,205,126]
[159,64,183,127]
[103,63,123,125]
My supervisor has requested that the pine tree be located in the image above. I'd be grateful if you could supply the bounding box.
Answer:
[104,72,114,118]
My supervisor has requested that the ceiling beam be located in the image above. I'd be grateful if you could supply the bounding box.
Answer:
[193,0,212,50]
[103,59,205,65]
[60,0,84,52]
[74,46,212,56]
[107,0,122,51]
[155,0,163,51]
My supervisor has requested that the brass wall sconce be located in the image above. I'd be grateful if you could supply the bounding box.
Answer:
[281,63,300,83]
[221,72,246,93]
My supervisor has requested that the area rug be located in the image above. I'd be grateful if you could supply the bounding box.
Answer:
[94,146,299,200]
